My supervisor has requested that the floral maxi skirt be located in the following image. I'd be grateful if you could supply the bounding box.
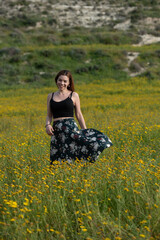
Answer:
[50,118,113,164]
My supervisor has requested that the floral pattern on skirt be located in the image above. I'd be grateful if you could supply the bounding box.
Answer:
[50,118,113,164]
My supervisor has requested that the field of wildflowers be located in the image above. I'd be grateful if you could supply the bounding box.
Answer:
[0,78,160,240]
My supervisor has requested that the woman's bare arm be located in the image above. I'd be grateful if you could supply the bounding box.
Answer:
[73,92,87,129]
[46,93,54,135]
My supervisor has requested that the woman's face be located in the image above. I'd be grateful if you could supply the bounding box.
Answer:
[57,75,70,91]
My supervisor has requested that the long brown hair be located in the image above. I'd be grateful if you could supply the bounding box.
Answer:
[55,70,75,92]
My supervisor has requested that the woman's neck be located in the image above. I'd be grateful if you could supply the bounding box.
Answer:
[58,90,70,95]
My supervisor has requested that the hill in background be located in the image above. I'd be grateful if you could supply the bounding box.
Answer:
[0,0,160,88]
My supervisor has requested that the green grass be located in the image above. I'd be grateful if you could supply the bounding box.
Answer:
[0,9,160,238]
[0,42,160,89]
[0,80,160,239]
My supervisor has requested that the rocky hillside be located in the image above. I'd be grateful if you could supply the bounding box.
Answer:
[0,0,160,87]
[0,0,160,41]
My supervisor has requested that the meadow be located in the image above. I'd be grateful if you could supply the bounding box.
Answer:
[0,78,160,240]
[1,0,160,238]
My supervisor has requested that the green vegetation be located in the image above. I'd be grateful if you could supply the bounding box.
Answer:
[0,1,160,238]
[0,40,160,89]
[0,0,160,89]
[0,80,160,239]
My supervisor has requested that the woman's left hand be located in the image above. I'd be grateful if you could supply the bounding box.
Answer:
[46,125,54,136]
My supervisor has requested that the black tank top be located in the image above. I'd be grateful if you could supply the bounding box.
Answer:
[50,92,74,119]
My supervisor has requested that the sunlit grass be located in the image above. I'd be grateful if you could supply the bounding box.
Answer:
[0,78,160,240]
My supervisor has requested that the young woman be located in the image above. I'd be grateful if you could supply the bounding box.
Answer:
[46,70,112,164]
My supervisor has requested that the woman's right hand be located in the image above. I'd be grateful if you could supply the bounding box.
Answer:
[46,125,54,136]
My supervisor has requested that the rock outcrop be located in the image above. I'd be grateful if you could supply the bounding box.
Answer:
[0,0,159,36]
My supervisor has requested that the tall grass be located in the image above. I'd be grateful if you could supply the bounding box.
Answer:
[0,79,160,239]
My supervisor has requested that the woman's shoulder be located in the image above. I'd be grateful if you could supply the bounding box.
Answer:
[47,92,54,101]
[47,92,52,97]
[72,92,79,98]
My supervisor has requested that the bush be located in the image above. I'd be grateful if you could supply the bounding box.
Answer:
[0,47,20,56]
[75,65,99,74]
[40,50,53,58]
[11,14,38,27]
[129,62,142,72]
[68,48,86,60]
[140,71,154,80]
[155,50,160,58]
[130,9,143,23]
